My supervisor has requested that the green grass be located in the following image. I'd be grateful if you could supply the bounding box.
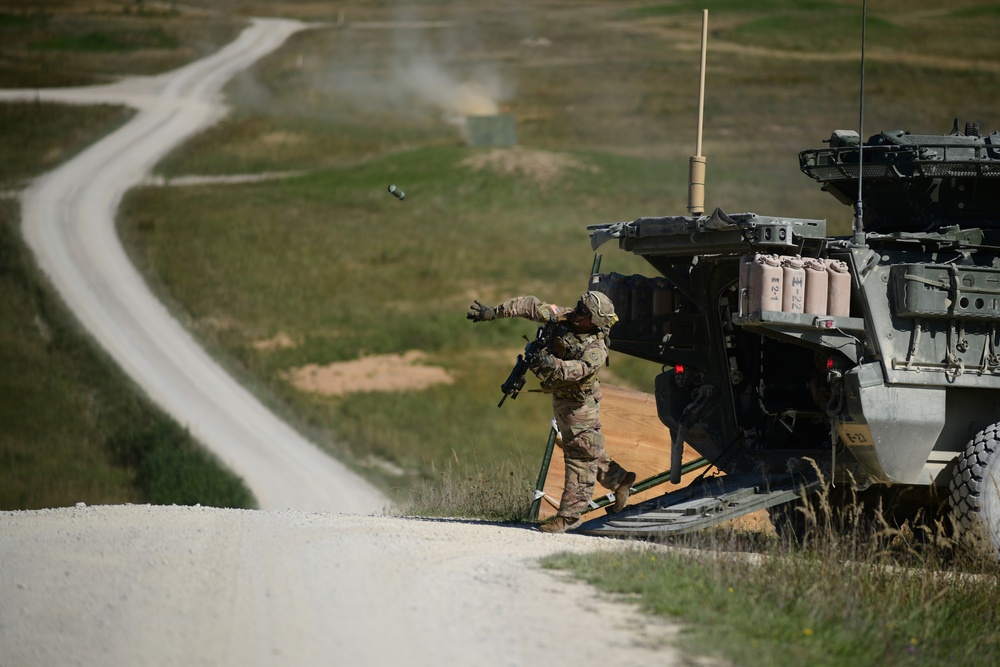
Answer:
[0,2,244,87]
[951,6,1000,18]
[0,102,133,187]
[543,540,1000,667]
[721,15,903,53]
[0,198,253,510]
[32,28,179,53]
[0,10,48,27]
[541,474,1000,665]
[543,474,1000,666]
[620,0,842,19]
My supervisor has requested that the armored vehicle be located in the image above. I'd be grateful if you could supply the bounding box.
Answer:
[578,122,1000,553]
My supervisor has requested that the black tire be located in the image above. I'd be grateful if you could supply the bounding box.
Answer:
[948,421,1000,556]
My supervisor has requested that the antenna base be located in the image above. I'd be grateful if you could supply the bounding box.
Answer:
[851,201,866,246]
[687,155,706,216]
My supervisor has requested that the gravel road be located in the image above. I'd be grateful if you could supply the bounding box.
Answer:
[0,506,699,667]
[0,18,701,667]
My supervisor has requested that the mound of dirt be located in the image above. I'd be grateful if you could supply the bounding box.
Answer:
[284,350,454,396]
[460,147,599,188]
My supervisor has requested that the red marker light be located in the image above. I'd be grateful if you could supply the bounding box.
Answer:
[675,364,685,374]
[826,357,835,370]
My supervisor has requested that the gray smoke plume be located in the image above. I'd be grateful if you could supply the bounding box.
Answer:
[393,56,504,125]
[226,5,520,135]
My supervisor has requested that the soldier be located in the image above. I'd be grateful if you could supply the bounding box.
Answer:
[468,291,636,533]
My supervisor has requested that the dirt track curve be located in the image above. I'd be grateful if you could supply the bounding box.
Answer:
[0,19,701,667]
[3,19,384,514]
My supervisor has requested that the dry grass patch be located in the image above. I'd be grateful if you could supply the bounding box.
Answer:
[251,332,295,351]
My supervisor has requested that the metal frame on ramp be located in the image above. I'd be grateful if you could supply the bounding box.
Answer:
[578,470,822,538]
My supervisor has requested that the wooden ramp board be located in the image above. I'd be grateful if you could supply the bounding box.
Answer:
[536,384,704,520]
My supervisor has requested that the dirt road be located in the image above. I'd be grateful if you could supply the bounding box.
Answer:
[4,19,384,514]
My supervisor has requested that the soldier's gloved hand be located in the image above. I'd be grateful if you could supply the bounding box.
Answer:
[467,300,496,322]
[534,352,557,373]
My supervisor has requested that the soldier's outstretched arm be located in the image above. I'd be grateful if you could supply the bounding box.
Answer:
[495,295,570,323]
[469,295,572,324]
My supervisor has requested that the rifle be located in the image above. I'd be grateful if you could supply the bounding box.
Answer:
[498,319,558,407]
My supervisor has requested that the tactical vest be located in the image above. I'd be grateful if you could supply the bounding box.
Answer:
[541,325,605,399]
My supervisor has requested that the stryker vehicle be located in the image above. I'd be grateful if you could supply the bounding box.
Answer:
[577,121,1000,552]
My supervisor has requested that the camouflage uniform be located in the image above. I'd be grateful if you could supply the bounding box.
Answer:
[493,295,631,521]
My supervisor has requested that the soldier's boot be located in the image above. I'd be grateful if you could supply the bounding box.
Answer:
[538,516,580,534]
[612,472,637,512]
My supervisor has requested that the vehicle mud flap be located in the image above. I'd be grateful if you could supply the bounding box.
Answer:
[576,469,822,538]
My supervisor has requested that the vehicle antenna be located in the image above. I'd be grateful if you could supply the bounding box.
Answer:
[852,0,868,245]
[687,9,709,216]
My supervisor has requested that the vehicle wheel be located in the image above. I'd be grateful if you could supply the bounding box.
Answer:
[948,421,1000,557]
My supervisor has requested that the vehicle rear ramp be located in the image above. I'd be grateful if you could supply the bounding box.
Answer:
[578,470,822,538]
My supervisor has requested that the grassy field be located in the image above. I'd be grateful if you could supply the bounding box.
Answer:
[0,1,244,87]
[0,102,132,186]
[116,0,1000,511]
[544,478,1000,666]
[545,529,1000,666]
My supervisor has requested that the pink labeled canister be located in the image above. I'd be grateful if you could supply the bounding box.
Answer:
[781,256,805,314]
[803,258,829,316]
[827,259,851,317]
[749,254,783,313]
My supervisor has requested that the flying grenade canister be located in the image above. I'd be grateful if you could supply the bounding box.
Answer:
[780,256,805,314]
[803,258,829,316]
[748,254,783,313]
[826,259,851,317]
[387,184,405,201]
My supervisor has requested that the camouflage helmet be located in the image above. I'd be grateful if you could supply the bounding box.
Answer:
[579,291,619,330]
